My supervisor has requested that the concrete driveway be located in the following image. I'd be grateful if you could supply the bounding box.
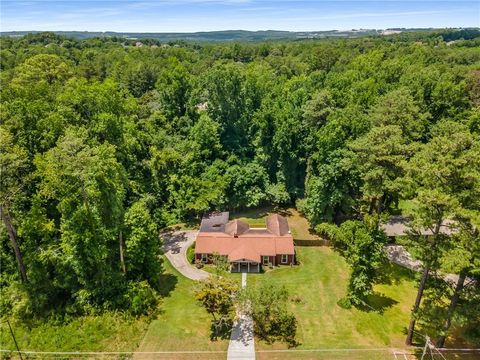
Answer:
[162,230,209,281]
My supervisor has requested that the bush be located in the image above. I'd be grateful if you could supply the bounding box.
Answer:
[187,242,195,264]
[124,281,159,316]
[245,282,298,347]
[0,282,33,320]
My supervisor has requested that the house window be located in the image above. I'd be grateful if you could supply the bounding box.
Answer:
[262,256,269,265]
[281,254,288,264]
[201,253,208,263]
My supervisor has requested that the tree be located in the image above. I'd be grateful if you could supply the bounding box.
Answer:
[11,54,71,87]
[436,225,480,347]
[205,63,249,153]
[189,113,223,161]
[243,281,297,347]
[195,276,238,321]
[404,121,479,345]
[123,199,161,285]
[316,219,386,306]
[302,90,335,131]
[123,62,157,97]
[0,127,29,282]
[350,125,414,215]
[35,128,126,306]
[225,161,269,209]
[194,276,238,339]
[369,88,428,142]
[156,60,191,120]
[212,253,230,275]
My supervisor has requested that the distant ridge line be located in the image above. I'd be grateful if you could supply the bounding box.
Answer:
[1,27,477,42]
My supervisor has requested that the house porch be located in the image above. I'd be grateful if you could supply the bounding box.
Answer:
[231,261,260,273]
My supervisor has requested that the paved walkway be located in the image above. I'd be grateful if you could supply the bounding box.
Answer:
[385,244,471,285]
[162,230,209,281]
[227,272,255,360]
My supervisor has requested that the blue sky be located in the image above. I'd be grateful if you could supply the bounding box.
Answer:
[1,1,479,32]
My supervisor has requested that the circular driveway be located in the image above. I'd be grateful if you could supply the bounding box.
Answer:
[162,230,209,281]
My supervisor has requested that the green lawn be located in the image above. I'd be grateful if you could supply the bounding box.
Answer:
[246,246,418,350]
[132,207,477,359]
[135,259,230,358]
[137,249,418,355]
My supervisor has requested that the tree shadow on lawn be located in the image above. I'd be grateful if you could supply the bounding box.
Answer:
[377,262,416,286]
[361,292,399,314]
[156,272,178,297]
[341,292,398,314]
[210,317,233,341]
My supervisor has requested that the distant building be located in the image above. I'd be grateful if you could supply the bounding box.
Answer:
[135,41,143,47]
[195,212,295,273]
[382,29,402,35]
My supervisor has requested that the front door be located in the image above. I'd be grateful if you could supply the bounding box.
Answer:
[240,263,249,272]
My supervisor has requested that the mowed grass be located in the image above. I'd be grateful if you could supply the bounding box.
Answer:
[135,259,230,357]
[246,246,418,350]
[136,207,420,358]
[220,207,418,350]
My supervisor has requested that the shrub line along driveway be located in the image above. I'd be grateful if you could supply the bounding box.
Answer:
[161,230,209,281]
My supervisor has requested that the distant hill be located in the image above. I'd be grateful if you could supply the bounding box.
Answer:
[0,28,450,42]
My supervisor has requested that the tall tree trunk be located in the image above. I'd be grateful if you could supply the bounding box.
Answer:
[436,270,467,348]
[0,204,28,283]
[406,265,430,345]
[406,220,442,346]
[119,229,126,274]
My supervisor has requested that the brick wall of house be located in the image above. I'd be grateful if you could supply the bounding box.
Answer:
[275,254,294,265]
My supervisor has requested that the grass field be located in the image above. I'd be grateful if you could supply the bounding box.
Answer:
[232,207,419,349]
[135,259,230,355]
[246,246,418,350]
[133,207,477,359]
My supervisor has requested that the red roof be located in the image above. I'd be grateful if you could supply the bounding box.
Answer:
[195,214,294,263]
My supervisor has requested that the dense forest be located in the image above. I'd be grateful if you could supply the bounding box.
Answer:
[1,30,479,347]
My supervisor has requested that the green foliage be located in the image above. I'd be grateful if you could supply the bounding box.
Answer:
[1,32,479,344]
[317,220,387,306]
[124,281,159,316]
[124,199,161,285]
[194,276,238,339]
[211,253,230,275]
[0,313,148,352]
[194,276,238,319]
[244,281,298,347]
[186,242,196,264]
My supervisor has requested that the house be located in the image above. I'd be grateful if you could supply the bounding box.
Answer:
[194,212,295,273]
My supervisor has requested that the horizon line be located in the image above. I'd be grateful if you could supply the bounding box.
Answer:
[2,26,476,34]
